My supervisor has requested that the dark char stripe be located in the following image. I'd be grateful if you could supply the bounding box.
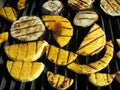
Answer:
[106,52,112,57]
[56,48,60,64]
[106,43,113,48]
[55,76,61,87]
[115,0,120,6]
[66,51,70,64]
[79,34,105,50]
[3,8,8,19]
[87,64,97,70]
[46,45,51,57]
[88,26,100,34]
[12,8,17,18]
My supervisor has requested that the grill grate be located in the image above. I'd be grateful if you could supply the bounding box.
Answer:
[0,0,120,90]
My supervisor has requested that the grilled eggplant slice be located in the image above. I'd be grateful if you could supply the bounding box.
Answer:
[17,0,27,10]
[42,0,63,15]
[88,73,115,87]
[46,45,78,66]
[100,0,120,16]
[0,32,8,43]
[5,40,48,61]
[0,7,17,22]
[73,11,98,27]
[67,41,114,74]
[116,71,120,83]
[68,0,95,10]
[77,24,106,56]
[42,15,73,47]
[7,61,45,82]
[47,71,74,89]
[10,16,45,41]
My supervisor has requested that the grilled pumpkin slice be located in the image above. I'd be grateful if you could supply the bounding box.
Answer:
[100,0,120,16]
[47,71,74,89]
[115,71,120,83]
[67,41,114,74]
[5,40,48,61]
[0,7,17,22]
[42,15,73,47]
[0,32,8,43]
[46,45,78,66]
[17,0,27,10]
[88,73,115,87]
[7,61,44,82]
[77,24,106,56]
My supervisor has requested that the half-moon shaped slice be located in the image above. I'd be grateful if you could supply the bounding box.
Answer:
[0,7,17,22]
[88,72,115,87]
[47,71,74,89]
[77,24,106,56]
[5,40,48,61]
[67,41,114,74]
[46,45,78,66]
[7,61,45,82]
[42,15,73,47]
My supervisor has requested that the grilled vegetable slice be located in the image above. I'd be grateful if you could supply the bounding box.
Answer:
[42,0,63,15]
[10,16,45,41]
[88,73,115,87]
[5,40,48,61]
[0,7,17,22]
[100,0,120,16]
[17,0,27,10]
[42,15,73,47]
[7,61,45,82]
[116,39,120,47]
[47,71,74,89]
[116,71,120,83]
[77,24,106,56]
[68,0,95,10]
[0,32,8,43]
[67,41,114,74]
[46,45,78,66]
[73,11,98,27]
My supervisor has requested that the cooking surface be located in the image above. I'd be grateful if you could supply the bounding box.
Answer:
[0,0,120,90]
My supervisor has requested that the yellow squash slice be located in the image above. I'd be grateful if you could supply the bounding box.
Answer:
[115,71,120,83]
[47,71,74,89]
[17,0,27,10]
[0,7,17,22]
[77,24,106,56]
[67,41,114,74]
[0,32,8,43]
[5,40,48,61]
[42,15,73,47]
[88,73,115,87]
[7,61,45,82]
[46,45,78,66]
[116,39,120,47]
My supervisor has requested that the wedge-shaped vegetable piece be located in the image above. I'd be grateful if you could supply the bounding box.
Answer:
[116,39,120,47]
[116,71,120,83]
[67,41,114,74]
[47,71,74,89]
[7,61,45,82]
[46,45,78,66]
[68,0,95,10]
[77,24,106,56]
[5,40,48,61]
[42,15,73,47]
[0,7,17,22]
[0,32,8,43]
[88,73,115,87]
[100,0,120,16]
[17,0,27,10]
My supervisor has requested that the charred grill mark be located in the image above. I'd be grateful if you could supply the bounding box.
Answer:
[11,24,41,31]
[56,48,60,64]
[12,8,17,18]
[79,34,105,50]
[35,42,37,54]
[25,43,28,58]
[46,45,51,57]
[106,0,119,14]
[55,76,61,88]
[3,8,8,19]
[66,51,70,64]
[9,61,14,73]
[100,59,106,63]
[106,52,112,57]
[88,26,100,34]
[89,45,104,55]
[87,64,97,70]
[106,43,113,48]
[61,26,72,30]
[15,30,44,37]
[81,0,89,5]
[115,0,120,6]
[18,62,24,78]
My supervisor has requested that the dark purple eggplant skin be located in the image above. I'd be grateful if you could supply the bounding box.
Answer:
[41,1,64,15]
